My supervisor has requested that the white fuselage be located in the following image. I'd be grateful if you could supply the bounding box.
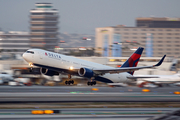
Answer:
[23,49,132,83]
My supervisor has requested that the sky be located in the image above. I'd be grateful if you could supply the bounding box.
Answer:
[0,0,180,34]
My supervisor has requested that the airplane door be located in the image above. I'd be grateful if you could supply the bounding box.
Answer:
[39,52,43,59]
[31,53,34,59]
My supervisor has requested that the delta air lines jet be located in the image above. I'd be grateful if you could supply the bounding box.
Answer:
[22,47,166,86]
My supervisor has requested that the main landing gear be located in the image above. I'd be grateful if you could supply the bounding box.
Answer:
[87,81,96,86]
[65,80,74,85]
[87,77,96,86]
[65,74,74,85]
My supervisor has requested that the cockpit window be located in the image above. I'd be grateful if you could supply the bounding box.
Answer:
[26,51,34,54]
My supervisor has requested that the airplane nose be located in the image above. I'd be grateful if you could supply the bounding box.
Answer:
[22,53,25,59]
[22,53,27,60]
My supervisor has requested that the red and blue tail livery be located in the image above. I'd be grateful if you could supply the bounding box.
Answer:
[121,47,144,75]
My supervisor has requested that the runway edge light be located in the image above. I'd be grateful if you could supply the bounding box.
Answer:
[91,88,99,91]
[31,110,61,114]
[44,110,54,114]
[31,110,44,114]
[174,91,180,94]
[142,89,150,92]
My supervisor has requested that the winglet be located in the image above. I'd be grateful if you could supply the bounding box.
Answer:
[154,55,166,66]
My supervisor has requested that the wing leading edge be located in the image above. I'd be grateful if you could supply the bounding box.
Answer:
[93,55,166,74]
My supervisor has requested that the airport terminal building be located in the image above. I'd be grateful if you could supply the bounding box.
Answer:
[95,17,180,57]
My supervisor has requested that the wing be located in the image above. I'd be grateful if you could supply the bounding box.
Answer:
[93,55,166,75]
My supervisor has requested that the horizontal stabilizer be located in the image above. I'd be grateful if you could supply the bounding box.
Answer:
[127,76,160,80]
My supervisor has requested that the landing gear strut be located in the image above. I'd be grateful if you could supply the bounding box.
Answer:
[65,74,74,85]
[29,63,34,73]
[29,67,33,73]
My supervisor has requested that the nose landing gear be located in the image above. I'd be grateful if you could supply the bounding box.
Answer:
[29,63,34,72]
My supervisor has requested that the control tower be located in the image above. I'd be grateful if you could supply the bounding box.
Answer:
[30,3,59,51]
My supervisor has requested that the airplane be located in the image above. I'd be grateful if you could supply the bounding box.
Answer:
[22,47,166,86]
[82,37,91,40]
[133,73,180,87]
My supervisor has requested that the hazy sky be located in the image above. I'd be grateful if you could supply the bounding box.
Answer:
[0,0,179,34]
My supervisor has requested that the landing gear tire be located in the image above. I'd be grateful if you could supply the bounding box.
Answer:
[87,82,90,86]
[93,81,96,85]
[65,81,69,85]
[87,81,96,86]
[71,80,74,84]
[65,80,74,85]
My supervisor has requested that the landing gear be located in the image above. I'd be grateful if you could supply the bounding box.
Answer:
[87,77,96,86]
[65,74,74,85]
[65,80,74,85]
[29,67,33,73]
[29,63,34,73]
[87,81,96,86]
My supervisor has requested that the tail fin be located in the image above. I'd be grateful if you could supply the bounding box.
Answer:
[121,47,144,75]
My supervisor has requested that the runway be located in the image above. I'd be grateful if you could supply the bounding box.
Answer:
[0,108,179,120]
[0,114,154,120]
[1,92,180,103]
[0,86,180,120]
[0,85,179,93]
[0,108,178,114]
[0,86,180,103]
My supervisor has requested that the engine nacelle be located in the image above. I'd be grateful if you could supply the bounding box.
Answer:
[40,68,59,76]
[78,67,94,78]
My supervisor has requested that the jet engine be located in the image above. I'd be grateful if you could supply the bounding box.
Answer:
[40,68,59,76]
[78,67,94,78]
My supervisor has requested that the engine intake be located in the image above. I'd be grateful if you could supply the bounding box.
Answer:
[40,68,59,76]
[78,67,94,78]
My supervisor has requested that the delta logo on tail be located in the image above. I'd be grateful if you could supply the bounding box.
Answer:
[120,47,144,75]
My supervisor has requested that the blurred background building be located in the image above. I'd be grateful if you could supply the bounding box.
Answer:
[0,31,30,53]
[96,17,180,57]
[0,1,180,85]
[30,3,59,51]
